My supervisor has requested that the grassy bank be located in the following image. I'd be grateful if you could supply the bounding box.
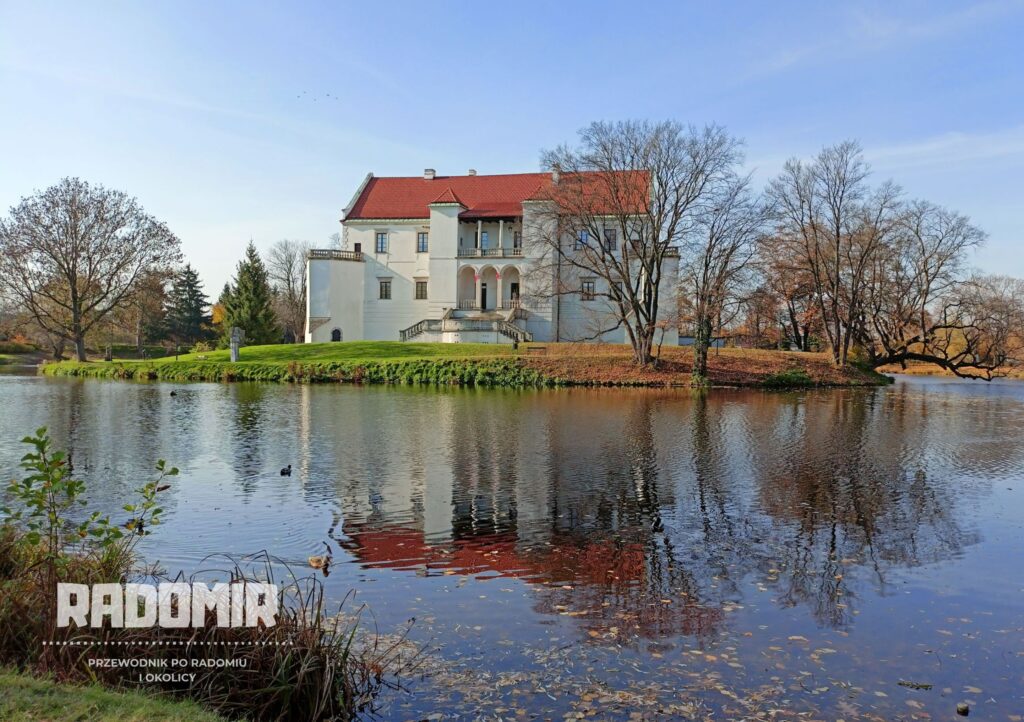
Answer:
[0,669,224,722]
[40,341,890,388]
[0,341,45,367]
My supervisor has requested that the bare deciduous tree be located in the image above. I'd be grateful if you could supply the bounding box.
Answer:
[767,141,902,367]
[0,178,181,361]
[531,120,743,366]
[327,231,346,251]
[767,142,1022,378]
[265,238,311,343]
[682,173,764,380]
[858,200,989,374]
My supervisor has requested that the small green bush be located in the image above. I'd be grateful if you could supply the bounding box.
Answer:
[762,368,815,388]
[0,341,35,354]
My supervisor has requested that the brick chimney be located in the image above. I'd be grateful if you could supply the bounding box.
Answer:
[424,168,436,180]
[467,169,477,176]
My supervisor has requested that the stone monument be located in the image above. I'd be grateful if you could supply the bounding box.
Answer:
[230,327,245,362]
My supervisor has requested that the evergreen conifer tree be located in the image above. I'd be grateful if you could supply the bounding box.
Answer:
[165,263,210,344]
[223,242,279,344]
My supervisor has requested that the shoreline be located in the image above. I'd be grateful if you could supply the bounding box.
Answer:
[37,342,892,389]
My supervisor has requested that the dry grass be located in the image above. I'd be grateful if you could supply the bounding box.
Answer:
[877,360,1024,380]
[523,344,885,387]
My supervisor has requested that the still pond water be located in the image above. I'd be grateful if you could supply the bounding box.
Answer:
[1,374,1022,720]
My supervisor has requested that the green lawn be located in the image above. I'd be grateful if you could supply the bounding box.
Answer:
[0,670,223,721]
[148,340,516,364]
[43,341,541,385]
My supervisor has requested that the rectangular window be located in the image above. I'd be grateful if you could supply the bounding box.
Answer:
[379,279,391,300]
[480,231,489,248]
[414,280,428,300]
[375,232,388,254]
[417,232,429,253]
[603,228,617,251]
[611,280,623,298]
[575,230,589,250]
[513,231,523,248]
[581,279,596,301]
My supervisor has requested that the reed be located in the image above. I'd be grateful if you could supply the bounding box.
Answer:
[0,429,417,720]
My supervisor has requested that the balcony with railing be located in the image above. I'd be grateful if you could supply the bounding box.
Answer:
[307,249,364,262]
[457,246,525,258]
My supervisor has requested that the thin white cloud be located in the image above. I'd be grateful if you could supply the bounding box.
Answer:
[867,125,1024,172]
[847,0,1023,43]
[746,0,1024,81]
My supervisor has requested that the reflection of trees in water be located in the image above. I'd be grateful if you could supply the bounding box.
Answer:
[745,391,978,628]
[2,380,206,524]
[333,385,992,639]
[229,383,268,493]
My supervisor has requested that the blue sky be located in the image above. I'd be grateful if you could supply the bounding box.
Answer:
[1,1,1022,292]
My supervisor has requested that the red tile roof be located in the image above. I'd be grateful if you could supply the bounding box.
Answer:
[345,170,649,220]
[347,172,552,220]
[429,186,465,206]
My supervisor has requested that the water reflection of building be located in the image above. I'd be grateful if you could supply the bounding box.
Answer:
[295,385,993,637]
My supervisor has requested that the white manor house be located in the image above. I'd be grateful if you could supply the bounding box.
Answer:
[305,168,679,345]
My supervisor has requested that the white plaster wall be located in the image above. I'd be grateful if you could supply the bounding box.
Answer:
[427,206,461,317]
[520,202,558,341]
[346,220,431,340]
[556,257,680,346]
[306,257,365,343]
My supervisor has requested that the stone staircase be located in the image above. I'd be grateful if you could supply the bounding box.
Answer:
[400,308,532,343]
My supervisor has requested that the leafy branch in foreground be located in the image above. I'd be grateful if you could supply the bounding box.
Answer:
[2,427,176,562]
[0,430,417,720]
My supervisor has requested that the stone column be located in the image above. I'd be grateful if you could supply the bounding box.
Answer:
[496,271,503,311]
[474,272,481,310]
[476,220,482,249]
[498,219,504,253]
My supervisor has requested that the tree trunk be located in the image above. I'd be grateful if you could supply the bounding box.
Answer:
[786,303,803,350]
[692,316,712,383]
[72,308,87,361]
[633,329,655,366]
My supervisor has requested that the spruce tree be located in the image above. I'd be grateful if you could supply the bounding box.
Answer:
[224,242,279,345]
[166,264,210,344]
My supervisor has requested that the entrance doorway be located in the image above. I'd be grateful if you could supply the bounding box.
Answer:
[480,283,488,311]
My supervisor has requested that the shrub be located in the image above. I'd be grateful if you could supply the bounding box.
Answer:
[0,341,36,354]
[762,368,815,388]
[0,430,408,720]
[1,428,175,658]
